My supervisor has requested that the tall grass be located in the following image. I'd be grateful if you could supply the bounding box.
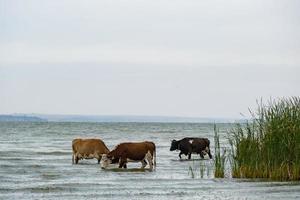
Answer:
[229,97,300,181]
[214,124,226,178]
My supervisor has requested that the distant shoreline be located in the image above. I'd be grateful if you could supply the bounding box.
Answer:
[0,114,247,123]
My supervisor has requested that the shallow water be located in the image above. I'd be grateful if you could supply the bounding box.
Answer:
[0,122,299,199]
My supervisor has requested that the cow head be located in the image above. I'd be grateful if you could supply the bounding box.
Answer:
[170,139,179,151]
[100,154,112,169]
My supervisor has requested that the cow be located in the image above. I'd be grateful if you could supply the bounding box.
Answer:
[170,137,212,159]
[72,138,110,164]
[100,141,156,170]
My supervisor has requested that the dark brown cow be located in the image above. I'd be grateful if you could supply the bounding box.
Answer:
[100,141,156,169]
[72,138,109,164]
[170,137,212,159]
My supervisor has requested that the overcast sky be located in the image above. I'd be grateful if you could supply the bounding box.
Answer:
[0,0,299,118]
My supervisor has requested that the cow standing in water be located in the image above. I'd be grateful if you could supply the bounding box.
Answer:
[101,141,156,170]
[72,138,110,164]
[170,137,212,159]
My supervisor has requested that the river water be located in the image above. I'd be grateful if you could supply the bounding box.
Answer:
[0,122,299,199]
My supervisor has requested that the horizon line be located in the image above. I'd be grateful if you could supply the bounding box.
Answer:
[3,113,248,119]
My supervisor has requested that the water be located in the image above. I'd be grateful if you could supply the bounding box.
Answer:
[0,122,299,200]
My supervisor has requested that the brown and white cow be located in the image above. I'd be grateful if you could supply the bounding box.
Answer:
[100,141,156,170]
[72,138,109,164]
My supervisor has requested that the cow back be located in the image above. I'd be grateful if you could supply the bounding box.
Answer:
[177,137,210,154]
[72,139,109,155]
[109,141,155,161]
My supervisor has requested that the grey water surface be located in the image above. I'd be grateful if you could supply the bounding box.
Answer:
[0,122,299,200]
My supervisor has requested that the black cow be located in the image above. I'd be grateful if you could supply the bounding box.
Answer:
[170,137,212,159]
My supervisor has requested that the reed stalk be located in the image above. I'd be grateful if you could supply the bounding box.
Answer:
[189,166,195,178]
[214,124,226,178]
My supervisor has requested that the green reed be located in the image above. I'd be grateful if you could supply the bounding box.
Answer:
[214,124,226,178]
[228,97,300,181]
[189,165,195,178]
[199,162,205,178]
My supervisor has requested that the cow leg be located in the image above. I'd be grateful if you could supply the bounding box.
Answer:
[97,155,102,164]
[188,153,192,160]
[145,151,153,170]
[141,160,147,169]
[119,157,127,168]
[72,154,74,164]
[147,158,153,170]
[199,152,204,159]
[179,152,183,159]
[208,150,212,159]
[118,161,123,168]
[75,156,79,164]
